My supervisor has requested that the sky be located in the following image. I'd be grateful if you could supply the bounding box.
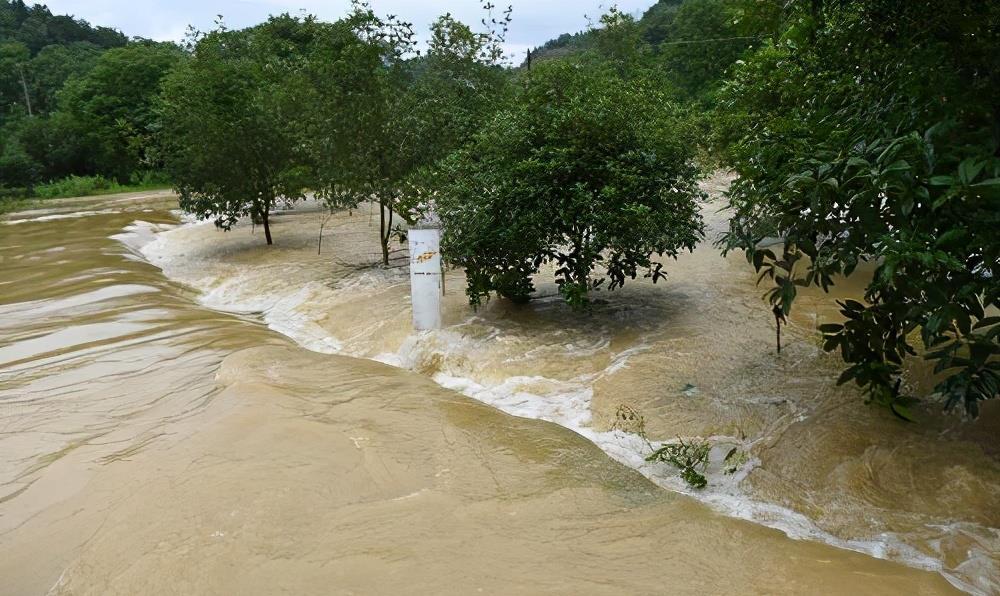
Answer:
[39,0,660,60]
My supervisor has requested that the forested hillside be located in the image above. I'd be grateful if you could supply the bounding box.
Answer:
[527,0,760,99]
[0,0,181,196]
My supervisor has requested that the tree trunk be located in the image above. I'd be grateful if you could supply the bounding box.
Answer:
[809,0,823,42]
[18,64,32,117]
[379,199,391,267]
[262,207,273,246]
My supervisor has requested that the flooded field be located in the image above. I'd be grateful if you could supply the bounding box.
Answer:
[0,183,993,594]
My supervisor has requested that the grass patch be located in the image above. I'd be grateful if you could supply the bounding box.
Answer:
[1,172,172,212]
[33,173,171,199]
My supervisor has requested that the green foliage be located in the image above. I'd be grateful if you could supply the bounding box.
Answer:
[433,60,704,309]
[0,1,127,54]
[33,174,120,198]
[722,447,748,475]
[26,42,102,114]
[59,41,184,181]
[0,2,179,193]
[658,0,756,99]
[299,2,511,265]
[646,438,710,489]
[294,5,421,263]
[396,12,513,180]
[0,40,31,122]
[0,139,40,188]
[158,16,314,246]
[719,0,1000,416]
[0,0,126,125]
[638,0,686,47]
[591,7,650,75]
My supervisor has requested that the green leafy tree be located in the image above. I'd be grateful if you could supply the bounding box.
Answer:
[719,0,1000,417]
[158,16,313,245]
[0,41,31,121]
[433,60,705,309]
[297,5,417,265]
[658,0,756,99]
[59,41,184,181]
[2,111,90,183]
[27,42,102,114]
[591,6,650,75]
[0,139,40,189]
[302,2,511,266]
[398,13,512,171]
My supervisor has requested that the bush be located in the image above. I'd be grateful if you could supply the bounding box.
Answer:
[433,60,705,309]
[33,175,121,199]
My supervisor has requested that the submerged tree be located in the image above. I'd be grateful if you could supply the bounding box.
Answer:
[719,0,1000,417]
[296,5,417,265]
[300,1,511,267]
[434,60,705,309]
[158,16,313,245]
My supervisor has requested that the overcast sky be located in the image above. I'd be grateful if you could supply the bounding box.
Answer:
[39,1,659,60]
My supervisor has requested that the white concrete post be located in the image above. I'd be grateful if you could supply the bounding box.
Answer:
[408,225,442,330]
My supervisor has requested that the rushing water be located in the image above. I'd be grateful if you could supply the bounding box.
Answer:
[0,185,991,594]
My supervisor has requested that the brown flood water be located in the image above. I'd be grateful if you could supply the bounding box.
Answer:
[0,182,991,594]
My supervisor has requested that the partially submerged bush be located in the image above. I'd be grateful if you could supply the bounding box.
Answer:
[433,60,705,310]
[646,437,710,489]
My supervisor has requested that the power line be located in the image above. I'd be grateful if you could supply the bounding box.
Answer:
[658,35,765,46]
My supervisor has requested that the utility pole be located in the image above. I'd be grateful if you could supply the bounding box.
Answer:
[17,63,32,116]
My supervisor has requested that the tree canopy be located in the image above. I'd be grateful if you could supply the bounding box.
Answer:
[432,60,704,309]
[719,0,1000,417]
[157,17,311,245]
[0,2,179,193]
[299,3,511,264]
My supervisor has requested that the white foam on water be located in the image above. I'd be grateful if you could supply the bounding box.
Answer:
[115,214,990,596]
[4,209,119,225]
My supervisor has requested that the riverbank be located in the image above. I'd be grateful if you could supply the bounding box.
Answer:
[119,173,1000,593]
[0,186,993,594]
[0,192,955,595]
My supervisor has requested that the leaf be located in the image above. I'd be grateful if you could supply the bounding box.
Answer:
[841,299,865,313]
[958,158,985,186]
[836,367,856,386]
[934,228,966,247]
[883,159,910,174]
[780,280,797,315]
[932,192,954,210]
[890,402,917,423]
[929,175,955,187]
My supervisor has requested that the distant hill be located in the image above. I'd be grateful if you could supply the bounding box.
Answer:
[525,0,687,64]
[0,0,127,55]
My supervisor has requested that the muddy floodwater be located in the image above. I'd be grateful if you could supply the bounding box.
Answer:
[0,180,995,594]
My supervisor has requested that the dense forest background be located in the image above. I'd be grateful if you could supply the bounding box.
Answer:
[0,0,181,197]
[0,0,756,198]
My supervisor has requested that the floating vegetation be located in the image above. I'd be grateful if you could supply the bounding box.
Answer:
[723,447,749,475]
[646,437,710,489]
[611,404,647,439]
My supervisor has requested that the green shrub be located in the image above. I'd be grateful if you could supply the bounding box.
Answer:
[34,175,121,199]
[646,437,710,489]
